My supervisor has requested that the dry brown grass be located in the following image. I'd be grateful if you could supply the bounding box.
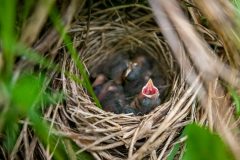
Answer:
[49,1,206,159]
[7,0,240,159]
[150,0,240,159]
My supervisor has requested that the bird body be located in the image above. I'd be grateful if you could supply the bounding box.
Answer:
[123,55,152,98]
[103,53,129,84]
[150,65,169,96]
[121,105,138,115]
[124,55,152,81]
[95,80,137,114]
[91,52,165,115]
[92,74,108,97]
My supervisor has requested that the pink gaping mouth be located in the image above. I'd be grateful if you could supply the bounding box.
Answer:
[142,79,159,96]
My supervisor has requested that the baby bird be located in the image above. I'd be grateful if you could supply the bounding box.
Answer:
[121,105,138,115]
[92,74,108,97]
[96,80,131,114]
[151,65,169,96]
[123,55,152,98]
[125,54,152,80]
[131,78,161,115]
[103,53,129,84]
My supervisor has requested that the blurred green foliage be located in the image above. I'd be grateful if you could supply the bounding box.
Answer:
[232,0,240,11]
[167,123,235,160]
[0,0,16,81]
[0,0,94,159]
[183,124,234,160]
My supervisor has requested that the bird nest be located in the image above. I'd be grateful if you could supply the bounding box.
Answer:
[52,2,204,159]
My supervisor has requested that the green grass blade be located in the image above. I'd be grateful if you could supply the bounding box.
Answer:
[0,0,16,80]
[2,109,20,152]
[167,131,185,160]
[167,142,181,160]
[29,111,68,160]
[49,7,101,108]
[229,87,240,116]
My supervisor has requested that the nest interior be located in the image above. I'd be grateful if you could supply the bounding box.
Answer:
[53,2,205,160]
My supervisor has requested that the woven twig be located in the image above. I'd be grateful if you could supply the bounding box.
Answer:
[52,3,200,159]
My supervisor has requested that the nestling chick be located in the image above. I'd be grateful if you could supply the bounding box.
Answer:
[150,65,169,96]
[131,78,161,115]
[92,74,108,97]
[103,53,129,84]
[125,55,152,81]
[121,105,138,115]
[96,80,131,114]
[123,55,152,98]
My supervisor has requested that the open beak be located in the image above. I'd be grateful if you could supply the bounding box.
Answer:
[142,78,159,98]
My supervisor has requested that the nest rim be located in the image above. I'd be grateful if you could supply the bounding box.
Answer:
[53,3,199,159]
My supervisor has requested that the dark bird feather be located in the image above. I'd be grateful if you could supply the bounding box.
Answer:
[92,74,108,97]
[150,65,169,96]
[96,80,137,114]
[103,53,129,84]
[123,54,153,98]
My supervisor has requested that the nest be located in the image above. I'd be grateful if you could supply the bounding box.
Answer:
[51,2,206,159]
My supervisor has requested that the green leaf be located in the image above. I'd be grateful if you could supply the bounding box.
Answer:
[183,124,234,160]
[232,0,240,11]
[12,74,43,115]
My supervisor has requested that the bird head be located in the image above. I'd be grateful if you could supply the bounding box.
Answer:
[135,78,160,114]
[92,74,107,87]
[141,78,159,99]
[129,77,161,115]
[124,62,139,80]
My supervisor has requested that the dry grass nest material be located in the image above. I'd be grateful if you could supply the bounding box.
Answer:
[52,2,207,160]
